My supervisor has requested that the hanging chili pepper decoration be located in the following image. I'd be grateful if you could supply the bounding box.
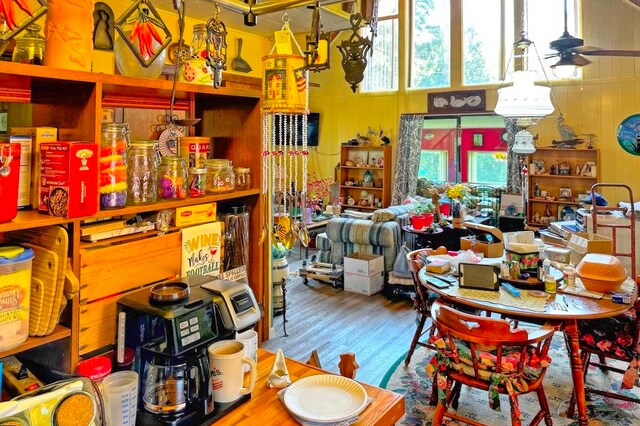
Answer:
[0,0,47,44]
[0,0,33,30]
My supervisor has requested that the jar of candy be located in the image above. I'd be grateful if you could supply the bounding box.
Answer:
[188,167,207,197]
[12,24,45,65]
[157,156,188,200]
[205,159,235,194]
[100,123,130,209]
[233,167,251,190]
[127,141,159,205]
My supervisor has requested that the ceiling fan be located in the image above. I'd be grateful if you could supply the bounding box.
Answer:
[547,0,640,76]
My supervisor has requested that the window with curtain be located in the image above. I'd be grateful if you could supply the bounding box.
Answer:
[360,0,399,92]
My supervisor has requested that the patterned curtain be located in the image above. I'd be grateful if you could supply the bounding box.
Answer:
[391,114,424,205]
[505,118,523,194]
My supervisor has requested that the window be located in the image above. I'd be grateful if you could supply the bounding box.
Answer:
[360,0,398,92]
[410,0,450,89]
[410,0,580,89]
[468,151,508,184]
[418,150,448,182]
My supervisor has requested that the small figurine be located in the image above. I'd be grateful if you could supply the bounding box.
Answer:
[544,204,553,218]
[550,164,556,175]
[576,164,581,175]
[267,349,291,388]
[363,169,373,186]
[338,353,359,379]
[534,181,541,197]
[533,211,541,223]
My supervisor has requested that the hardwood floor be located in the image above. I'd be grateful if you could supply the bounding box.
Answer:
[262,256,418,387]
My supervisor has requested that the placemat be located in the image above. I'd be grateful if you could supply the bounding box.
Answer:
[277,387,373,426]
[442,286,548,312]
[559,276,636,300]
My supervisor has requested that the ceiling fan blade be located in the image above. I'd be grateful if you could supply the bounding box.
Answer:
[577,47,640,57]
[572,54,591,66]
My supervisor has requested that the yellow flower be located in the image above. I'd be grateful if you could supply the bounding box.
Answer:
[445,183,469,200]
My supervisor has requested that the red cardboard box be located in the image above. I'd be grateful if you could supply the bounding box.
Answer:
[40,142,98,218]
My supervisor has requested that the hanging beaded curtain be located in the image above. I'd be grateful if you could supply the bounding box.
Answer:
[261,17,310,249]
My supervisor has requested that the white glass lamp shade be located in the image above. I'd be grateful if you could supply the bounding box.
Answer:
[551,64,577,79]
[513,129,537,154]
[495,70,554,119]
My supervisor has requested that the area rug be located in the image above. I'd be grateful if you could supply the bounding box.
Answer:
[380,333,640,425]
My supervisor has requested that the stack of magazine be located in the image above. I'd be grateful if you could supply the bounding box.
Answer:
[547,220,579,240]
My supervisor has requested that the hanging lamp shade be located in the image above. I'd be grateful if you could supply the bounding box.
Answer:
[494,70,554,119]
[512,129,537,154]
[262,54,307,113]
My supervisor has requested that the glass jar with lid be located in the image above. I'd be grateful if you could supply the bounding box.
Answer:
[178,23,212,84]
[188,167,207,198]
[205,159,235,194]
[100,123,130,209]
[233,167,251,190]
[127,141,159,205]
[12,24,45,65]
[157,156,188,200]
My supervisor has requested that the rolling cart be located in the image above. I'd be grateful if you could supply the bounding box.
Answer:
[299,256,344,288]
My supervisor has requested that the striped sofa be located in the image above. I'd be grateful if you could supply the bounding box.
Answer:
[316,205,414,274]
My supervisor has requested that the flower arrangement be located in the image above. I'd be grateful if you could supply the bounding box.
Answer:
[272,242,289,259]
[444,183,470,201]
[307,174,334,212]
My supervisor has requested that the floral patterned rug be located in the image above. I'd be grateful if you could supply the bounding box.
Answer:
[380,333,640,425]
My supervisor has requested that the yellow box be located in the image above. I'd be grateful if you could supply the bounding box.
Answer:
[10,126,58,209]
[171,202,217,227]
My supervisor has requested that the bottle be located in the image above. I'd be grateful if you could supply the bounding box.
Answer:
[565,264,576,287]
[12,24,45,65]
[542,258,551,282]
[545,275,557,294]
[157,156,188,200]
[127,142,159,205]
[501,260,511,278]
[100,123,130,209]
[234,167,251,190]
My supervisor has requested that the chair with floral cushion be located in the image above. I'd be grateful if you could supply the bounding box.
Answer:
[568,276,640,417]
[427,300,555,426]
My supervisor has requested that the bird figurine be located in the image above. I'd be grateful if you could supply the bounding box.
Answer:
[552,114,584,148]
[380,130,391,146]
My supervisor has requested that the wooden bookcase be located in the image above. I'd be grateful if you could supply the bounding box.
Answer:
[0,62,266,372]
[339,145,391,211]
[526,147,599,227]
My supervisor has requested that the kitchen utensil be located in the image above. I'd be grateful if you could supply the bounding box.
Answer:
[102,371,138,426]
[21,243,59,336]
[0,381,84,418]
[231,38,252,73]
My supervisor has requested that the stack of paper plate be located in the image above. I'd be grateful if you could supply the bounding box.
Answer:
[283,375,368,423]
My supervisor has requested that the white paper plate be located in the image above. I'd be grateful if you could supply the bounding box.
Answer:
[283,374,368,423]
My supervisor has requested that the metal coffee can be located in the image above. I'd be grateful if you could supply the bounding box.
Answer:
[178,136,211,168]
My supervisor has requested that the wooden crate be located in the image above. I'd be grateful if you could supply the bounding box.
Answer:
[79,296,118,355]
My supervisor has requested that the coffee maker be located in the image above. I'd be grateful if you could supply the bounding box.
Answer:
[117,275,243,426]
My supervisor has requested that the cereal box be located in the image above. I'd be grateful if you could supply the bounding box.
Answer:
[40,142,98,218]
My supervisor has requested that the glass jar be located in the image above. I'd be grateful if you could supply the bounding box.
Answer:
[205,159,235,194]
[100,123,130,209]
[188,167,207,198]
[157,156,188,200]
[234,167,251,190]
[12,24,45,65]
[127,141,159,205]
[178,24,213,84]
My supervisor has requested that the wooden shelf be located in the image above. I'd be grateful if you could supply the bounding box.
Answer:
[340,186,383,191]
[340,166,385,170]
[341,204,378,211]
[339,145,386,150]
[528,199,580,205]
[0,325,71,359]
[530,174,596,179]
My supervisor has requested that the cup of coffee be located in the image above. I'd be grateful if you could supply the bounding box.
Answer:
[235,330,258,372]
[208,340,257,403]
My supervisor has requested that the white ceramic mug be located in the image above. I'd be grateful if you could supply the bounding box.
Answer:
[208,340,257,403]
[235,330,258,372]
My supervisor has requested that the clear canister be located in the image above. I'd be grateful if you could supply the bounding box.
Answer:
[0,246,34,351]
[12,24,45,65]
[205,159,235,194]
[179,136,211,168]
[127,141,159,205]
[157,156,188,200]
[100,123,130,209]
[233,167,251,190]
[188,167,207,198]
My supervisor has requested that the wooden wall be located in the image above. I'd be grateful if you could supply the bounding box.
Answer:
[309,0,640,203]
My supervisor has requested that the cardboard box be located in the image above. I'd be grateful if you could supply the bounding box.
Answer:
[171,202,217,227]
[345,271,384,296]
[344,253,384,277]
[5,135,32,208]
[40,142,98,218]
[11,127,57,209]
[567,232,613,265]
[460,222,505,258]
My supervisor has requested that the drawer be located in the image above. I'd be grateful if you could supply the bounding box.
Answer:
[79,231,181,304]
[79,296,118,355]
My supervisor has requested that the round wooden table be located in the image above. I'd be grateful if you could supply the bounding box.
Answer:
[418,267,638,426]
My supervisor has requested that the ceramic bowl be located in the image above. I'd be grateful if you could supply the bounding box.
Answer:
[576,253,626,293]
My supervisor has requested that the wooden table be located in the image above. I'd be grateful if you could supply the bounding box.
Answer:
[215,349,405,425]
[418,268,637,426]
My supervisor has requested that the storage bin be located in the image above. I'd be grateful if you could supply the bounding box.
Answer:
[0,246,34,351]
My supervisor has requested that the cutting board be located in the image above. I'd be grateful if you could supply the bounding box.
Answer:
[21,244,59,336]
[8,226,69,335]
[29,277,46,336]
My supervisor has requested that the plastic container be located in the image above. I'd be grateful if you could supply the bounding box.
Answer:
[0,143,22,223]
[127,141,159,205]
[12,24,45,65]
[205,159,235,194]
[234,167,251,190]
[157,156,188,200]
[0,246,34,351]
[78,355,113,393]
[187,167,207,198]
[100,123,130,209]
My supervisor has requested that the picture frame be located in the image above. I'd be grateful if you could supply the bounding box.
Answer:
[558,204,577,221]
[472,133,483,147]
[427,90,486,114]
[559,187,572,200]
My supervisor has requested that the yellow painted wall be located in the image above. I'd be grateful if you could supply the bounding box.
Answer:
[309,0,640,203]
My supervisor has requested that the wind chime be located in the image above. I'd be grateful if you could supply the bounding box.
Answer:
[261,14,310,250]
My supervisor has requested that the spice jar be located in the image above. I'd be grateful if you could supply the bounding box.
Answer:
[234,167,251,190]
[205,159,235,194]
[12,24,45,65]
[100,123,130,209]
[77,355,112,393]
[188,167,207,198]
[157,156,188,200]
[127,141,159,205]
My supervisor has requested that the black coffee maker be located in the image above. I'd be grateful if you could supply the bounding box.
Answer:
[117,276,237,426]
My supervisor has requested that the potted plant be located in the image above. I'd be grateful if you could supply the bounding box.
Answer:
[410,202,435,229]
[272,242,290,283]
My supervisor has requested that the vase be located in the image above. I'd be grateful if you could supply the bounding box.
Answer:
[114,30,167,79]
[272,257,289,284]
[44,0,95,71]
[304,207,314,224]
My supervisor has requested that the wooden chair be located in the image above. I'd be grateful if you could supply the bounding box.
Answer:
[306,350,359,379]
[429,300,555,426]
[404,247,446,366]
[568,276,640,417]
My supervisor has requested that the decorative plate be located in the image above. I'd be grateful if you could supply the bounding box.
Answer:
[616,114,640,156]
[157,128,183,156]
[283,375,368,423]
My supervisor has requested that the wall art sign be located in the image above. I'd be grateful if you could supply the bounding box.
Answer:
[428,90,486,114]
[181,222,223,277]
